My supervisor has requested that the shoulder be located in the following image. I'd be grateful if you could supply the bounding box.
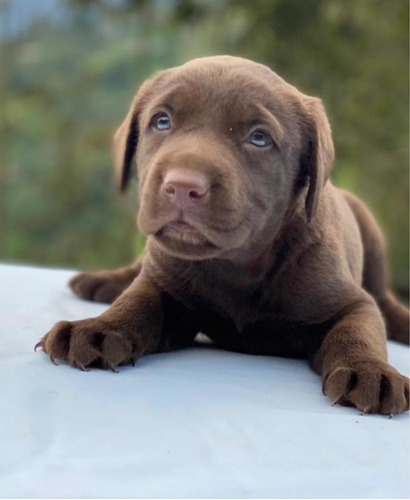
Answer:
[275,183,364,323]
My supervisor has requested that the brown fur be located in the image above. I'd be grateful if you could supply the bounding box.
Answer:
[36,56,409,414]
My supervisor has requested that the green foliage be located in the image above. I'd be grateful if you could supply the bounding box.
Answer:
[0,0,408,294]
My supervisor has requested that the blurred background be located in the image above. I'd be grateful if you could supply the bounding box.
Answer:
[0,0,408,298]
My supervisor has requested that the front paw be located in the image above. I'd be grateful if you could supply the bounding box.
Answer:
[35,319,141,371]
[323,360,410,415]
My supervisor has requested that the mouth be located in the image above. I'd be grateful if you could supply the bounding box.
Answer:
[154,219,219,257]
[158,220,211,245]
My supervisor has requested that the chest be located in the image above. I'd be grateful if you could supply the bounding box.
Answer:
[161,264,329,359]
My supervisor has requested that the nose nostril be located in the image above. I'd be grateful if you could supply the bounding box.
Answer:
[164,184,176,197]
[189,190,201,200]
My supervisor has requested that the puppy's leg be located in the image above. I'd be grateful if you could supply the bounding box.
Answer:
[343,191,409,344]
[69,257,143,304]
[361,222,410,345]
[379,292,410,345]
[311,292,409,415]
[36,272,193,370]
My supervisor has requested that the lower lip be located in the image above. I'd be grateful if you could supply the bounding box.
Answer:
[169,221,197,232]
[159,223,212,247]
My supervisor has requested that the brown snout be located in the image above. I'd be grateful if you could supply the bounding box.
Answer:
[163,170,210,210]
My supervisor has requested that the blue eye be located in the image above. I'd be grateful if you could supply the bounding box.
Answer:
[154,113,171,130]
[249,131,272,148]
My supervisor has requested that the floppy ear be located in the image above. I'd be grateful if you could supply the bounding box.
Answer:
[113,99,139,192]
[301,97,335,222]
[113,70,169,191]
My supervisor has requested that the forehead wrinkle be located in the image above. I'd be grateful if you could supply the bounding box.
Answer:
[254,104,284,141]
[142,82,193,117]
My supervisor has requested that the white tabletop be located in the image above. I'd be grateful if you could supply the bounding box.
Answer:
[0,263,409,499]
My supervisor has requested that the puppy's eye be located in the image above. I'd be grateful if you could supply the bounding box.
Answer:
[249,131,272,148]
[154,113,172,131]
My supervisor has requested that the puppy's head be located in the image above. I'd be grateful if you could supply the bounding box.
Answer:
[114,56,334,260]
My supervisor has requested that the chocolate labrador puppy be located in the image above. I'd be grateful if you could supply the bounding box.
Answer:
[36,56,410,415]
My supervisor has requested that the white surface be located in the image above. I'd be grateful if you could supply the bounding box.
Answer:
[0,263,409,499]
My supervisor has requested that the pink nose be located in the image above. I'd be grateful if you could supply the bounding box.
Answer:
[163,170,209,209]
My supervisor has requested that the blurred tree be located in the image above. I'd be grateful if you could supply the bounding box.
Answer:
[0,0,408,297]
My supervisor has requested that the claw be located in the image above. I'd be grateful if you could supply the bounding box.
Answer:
[34,341,44,352]
[331,397,343,407]
[75,361,89,372]
[131,352,141,367]
[50,355,59,366]
[387,407,397,418]
[360,406,372,416]
[107,362,119,373]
